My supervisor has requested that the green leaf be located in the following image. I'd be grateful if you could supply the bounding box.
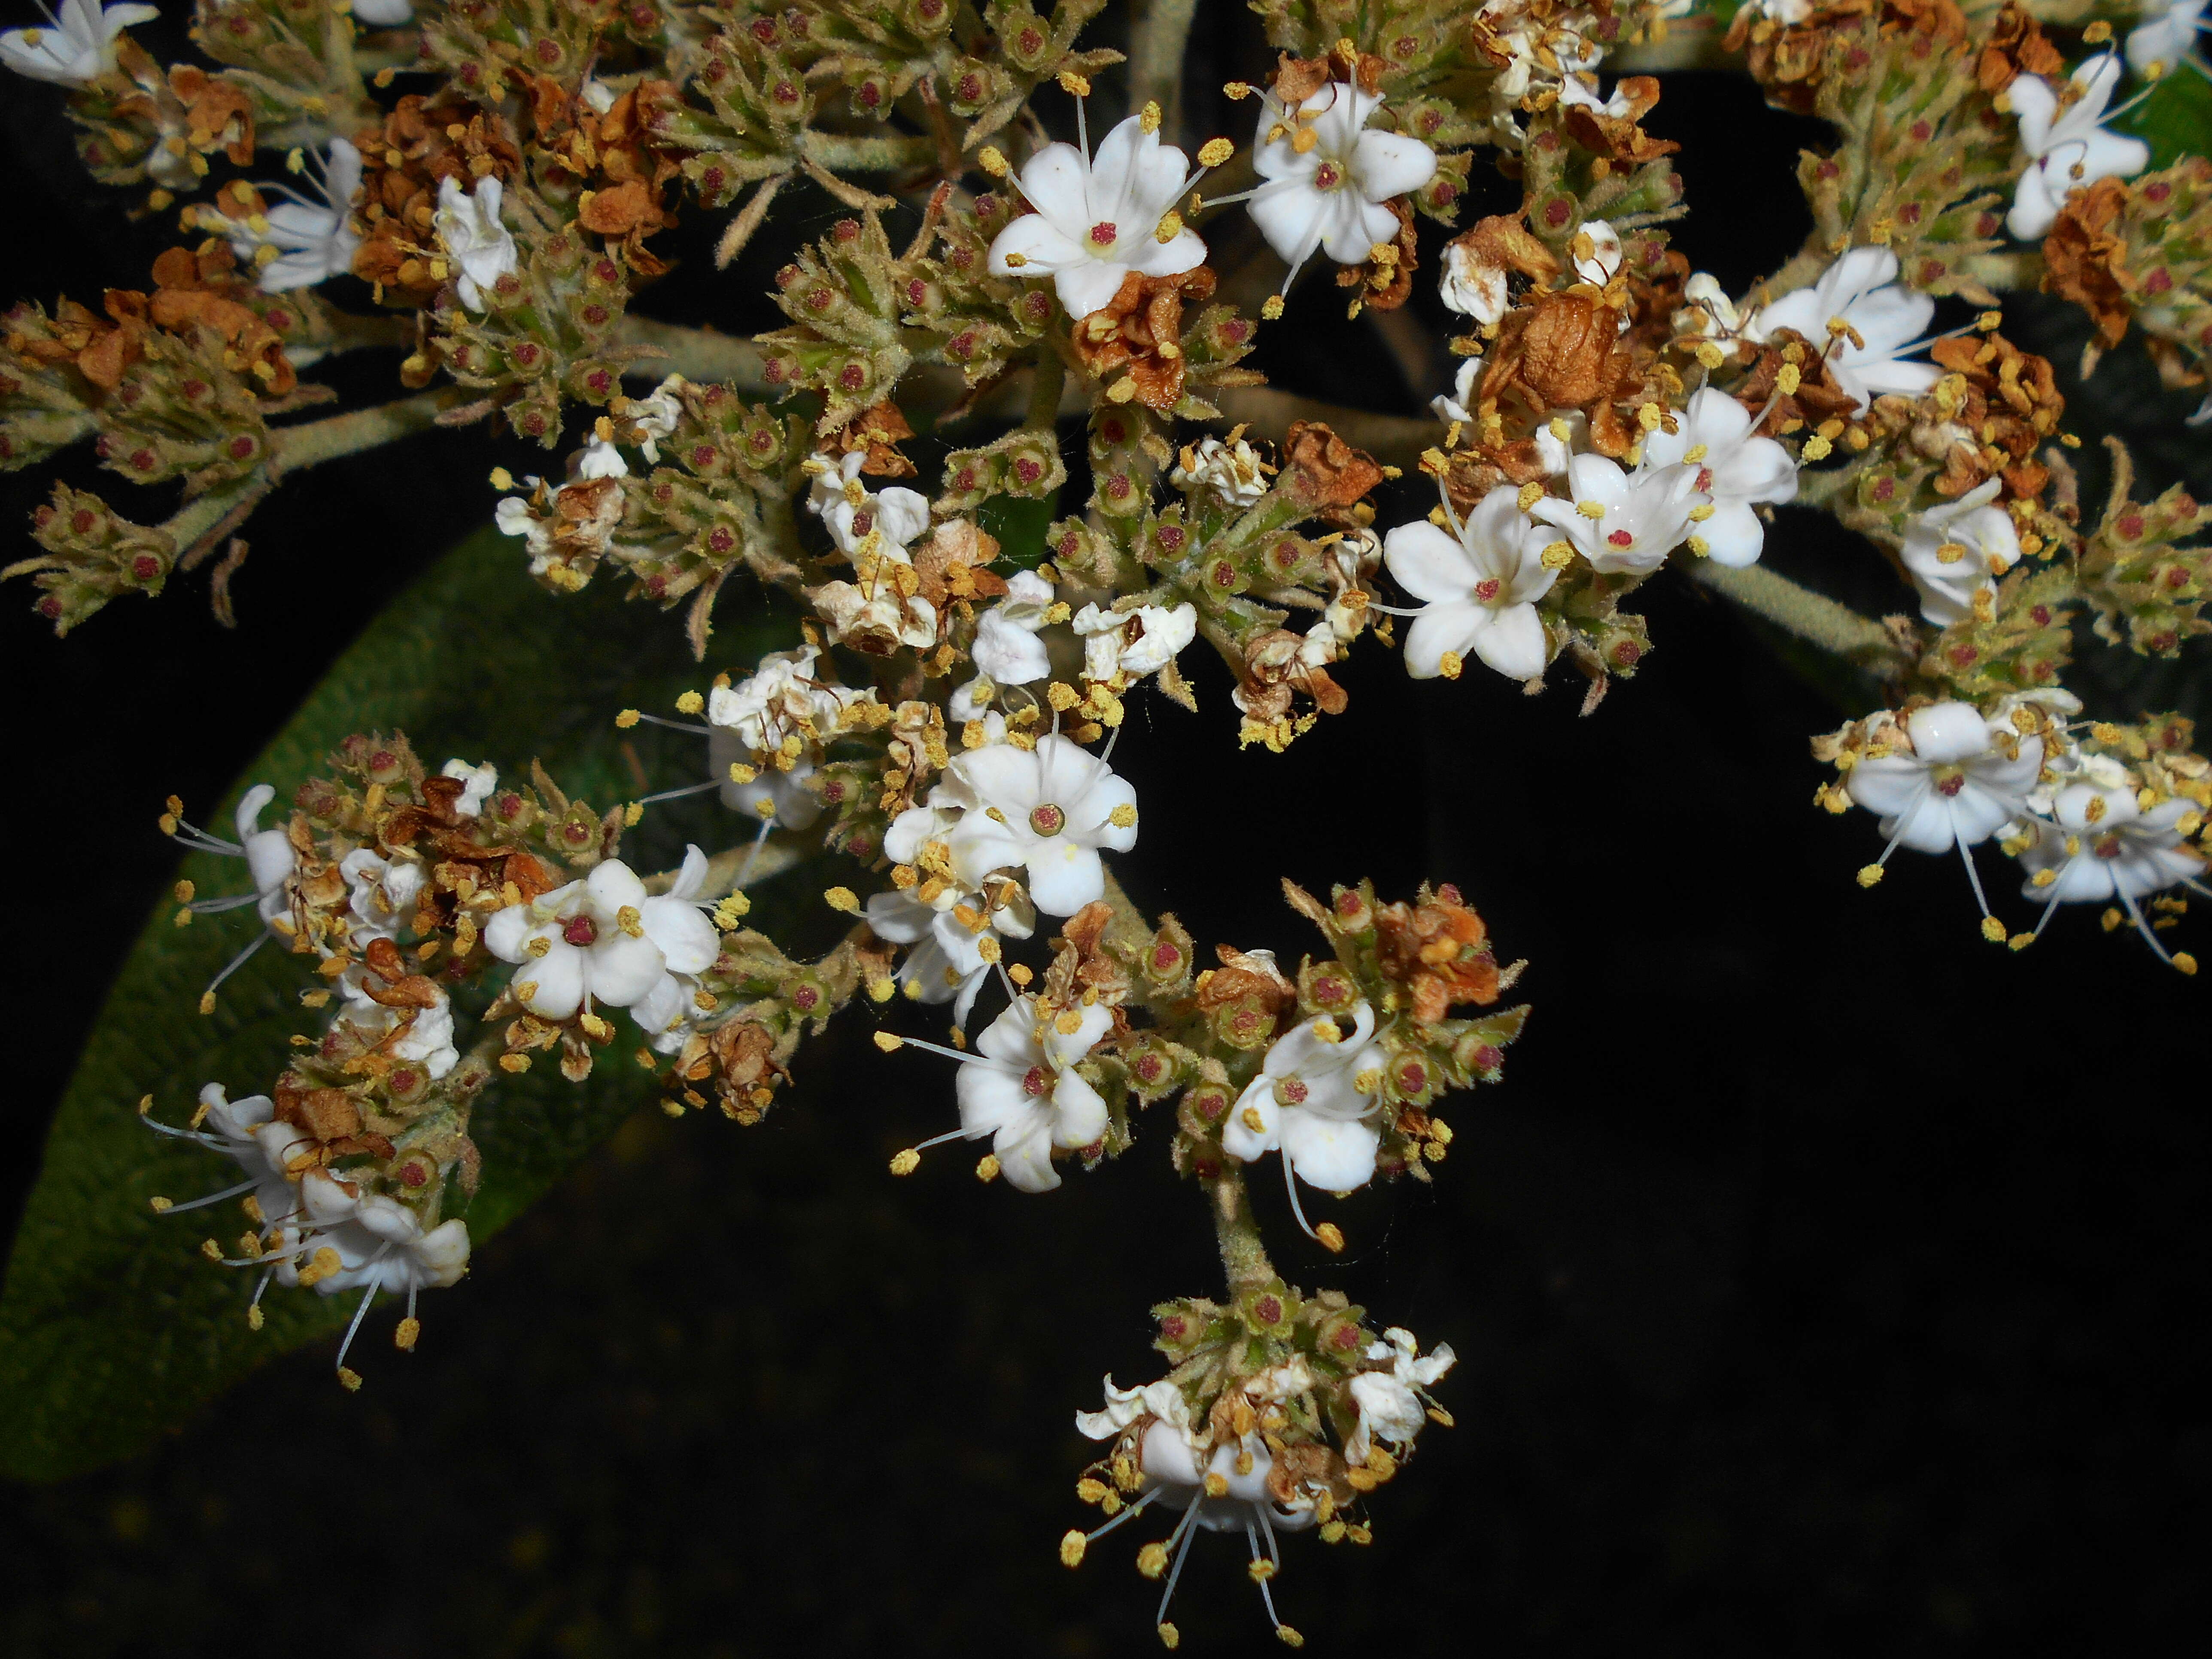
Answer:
[2113,66,2212,173]
[0,526,797,1482]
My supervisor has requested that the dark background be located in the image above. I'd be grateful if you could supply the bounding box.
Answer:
[3,12,2208,1655]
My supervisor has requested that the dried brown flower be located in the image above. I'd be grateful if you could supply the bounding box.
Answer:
[1073,266,1217,411]
[1372,885,1500,1024]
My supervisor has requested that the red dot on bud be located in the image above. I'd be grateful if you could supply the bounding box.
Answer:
[131,555,160,581]
[1254,1295,1282,1324]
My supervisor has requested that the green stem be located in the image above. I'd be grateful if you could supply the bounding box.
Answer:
[1686,559,1909,675]
[267,389,449,474]
[801,131,939,174]
[620,317,767,387]
[1024,347,1066,431]
[1129,0,1203,142]
[1208,1164,1278,1298]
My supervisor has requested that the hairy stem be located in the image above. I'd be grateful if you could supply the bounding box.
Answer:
[267,389,451,474]
[1208,1164,1278,1298]
[1129,0,1203,143]
[620,316,767,387]
[801,131,940,174]
[1686,558,1910,675]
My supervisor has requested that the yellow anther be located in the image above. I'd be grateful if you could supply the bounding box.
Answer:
[1315,1221,1345,1253]
[1776,363,1802,395]
[975,1154,1001,1182]
[1980,915,2007,944]
[1057,69,1091,97]
[1197,137,1234,167]
[1541,541,1576,569]
[873,1031,905,1053]
[1261,294,1285,321]
[825,887,860,914]
[889,1147,920,1175]
[1060,1529,1088,1567]
[1438,650,1464,679]
[1276,1624,1305,1647]
[978,145,1009,178]
[1154,210,1183,244]
[1109,803,1137,829]
[1002,251,1029,269]
[675,690,705,714]
[1517,481,1545,511]
[394,1316,421,1352]
[2175,952,2199,976]
[1857,864,1884,888]
[1203,1472,1229,1498]
[1575,499,1607,520]
[1140,100,1162,134]
[869,977,897,1003]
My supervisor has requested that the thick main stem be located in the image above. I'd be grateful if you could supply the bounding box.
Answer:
[1129,0,1203,143]
[1208,1164,1279,1299]
[1686,558,1910,676]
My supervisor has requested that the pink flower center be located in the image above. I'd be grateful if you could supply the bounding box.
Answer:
[1607,529,1635,548]
[1088,221,1118,247]
[1695,466,1714,492]
[1279,1078,1309,1105]
[1474,577,1501,602]
[1936,775,1965,797]
[851,509,873,535]
[2093,836,2124,860]
[1021,1064,1051,1097]
[1029,802,1065,836]
[1313,162,1342,190]
[562,915,598,947]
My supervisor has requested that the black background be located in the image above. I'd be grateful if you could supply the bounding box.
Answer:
[2,11,2208,1655]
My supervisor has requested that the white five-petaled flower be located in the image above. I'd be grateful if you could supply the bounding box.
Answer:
[1437,237,1509,324]
[1673,271,1751,343]
[2018,785,2205,908]
[576,433,628,480]
[2006,55,2151,241]
[1243,79,1437,289]
[0,0,153,85]
[485,850,719,1022]
[1531,453,1706,575]
[2127,0,2207,78]
[280,1170,470,1305]
[866,882,1035,1028]
[202,139,364,295]
[432,175,519,311]
[1072,599,1197,686]
[1075,1373,1191,1443]
[986,109,1209,320]
[805,450,932,561]
[1345,1327,1458,1465]
[622,374,684,462]
[440,757,499,816]
[921,993,1113,1192]
[1221,1001,1390,1202]
[1899,478,2022,626]
[944,733,1138,916]
[1846,702,2044,920]
[140,1083,300,1226]
[1747,246,1941,412]
[339,847,423,948]
[1385,484,1558,681]
[1638,387,1799,568]
[970,569,1056,685]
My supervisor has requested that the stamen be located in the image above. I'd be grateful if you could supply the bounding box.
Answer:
[634,778,723,807]
[333,1279,381,1379]
[201,929,274,1010]
[632,713,714,735]
[1154,1499,1204,1631]
[152,1178,257,1215]
[1280,1150,1325,1242]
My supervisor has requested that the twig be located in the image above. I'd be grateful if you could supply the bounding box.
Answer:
[1685,558,1911,676]
[1130,0,1203,143]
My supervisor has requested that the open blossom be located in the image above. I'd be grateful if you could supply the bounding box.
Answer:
[2006,55,2151,242]
[1346,1327,1457,1465]
[987,110,1208,320]
[2127,1,2206,76]
[707,644,851,758]
[1899,478,2021,626]
[621,375,684,462]
[808,579,938,656]
[0,0,154,85]
[432,175,518,310]
[2018,786,2206,907]
[1531,454,1705,575]
[441,757,499,816]
[805,450,931,559]
[1221,1002,1390,1195]
[1638,387,1799,568]
[867,883,1034,1027]
[339,848,423,949]
[1385,485,1558,680]
[1846,702,2043,856]
[1169,434,1269,506]
[1073,600,1197,686]
[970,570,1056,685]
[945,734,1138,915]
[278,1170,470,1303]
[170,782,296,925]
[1747,246,1940,411]
[485,851,718,1021]
[200,140,364,295]
[942,994,1113,1192]
[1246,80,1437,285]
[141,1084,301,1225]
[1674,271,1750,342]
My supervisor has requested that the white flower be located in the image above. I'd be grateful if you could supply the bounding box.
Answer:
[338,847,424,949]
[1430,356,1481,425]
[440,757,499,816]
[1530,453,1705,574]
[140,1083,299,1223]
[201,139,363,295]
[1741,0,1815,21]
[1170,434,1270,507]
[1847,702,2043,862]
[1073,600,1197,686]
[337,968,460,1080]
[576,433,628,480]
[944,734,1139,915]
[1569,217,1623,286]
[1221,1002,1390,1197]
[2007,56,2151,241]
[805,450,932,560]
[279,1170,471,1302]
[970,569,1055,685]
[1438,238,1507,325]
[808,579,939,655]
[706,644,850,758]
[1345,1327,1457,1465]
[866,883,1034,1028]
[1674,272,1750,342]
[1899,478,2022,626]
[484,850,719,1022]
[352,0,413,22]
[622,374,684,463]
[0,0,155,86]
[1385,485,1558,680]
[986,109,1209,319]
[1638,388,1799,568]
[1244,79,1437,287]
[938,994,1114,1192]
[2018,786,2205,908]
[1075,1373,1191,1442]
[1747,246,1941,412]
[2127,1,2206,77]
[1558,73,1635,118]
[432,175,518,311]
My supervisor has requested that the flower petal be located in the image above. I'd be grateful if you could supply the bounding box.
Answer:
[1384,520,1479,603]
[1352,130,1438,201]
[1284,1111,1381,1192]
[1024,838,1106,916]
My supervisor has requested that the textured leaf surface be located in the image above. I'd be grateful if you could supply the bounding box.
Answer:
[0,527,795,1481]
